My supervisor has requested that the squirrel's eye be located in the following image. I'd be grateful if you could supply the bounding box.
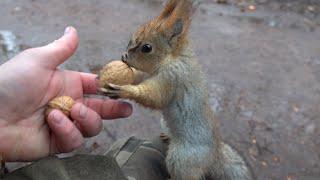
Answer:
[141,44,152,53]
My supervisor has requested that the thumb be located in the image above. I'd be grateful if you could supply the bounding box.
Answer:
[36,26,79,69]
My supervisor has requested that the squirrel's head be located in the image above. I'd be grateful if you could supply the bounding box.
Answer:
[122,0,196,74]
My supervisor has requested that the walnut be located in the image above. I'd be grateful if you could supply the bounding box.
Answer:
[98,60,134,87]
[45,96,75,117]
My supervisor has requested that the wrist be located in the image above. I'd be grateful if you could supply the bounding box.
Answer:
[0,126,13,161]
[0,125,25,162]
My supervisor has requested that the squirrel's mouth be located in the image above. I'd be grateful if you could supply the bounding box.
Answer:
[121,55,133,71]
[121,58,131,68]
[121,52,130,66]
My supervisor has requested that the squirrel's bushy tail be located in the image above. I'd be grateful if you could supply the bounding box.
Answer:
[209,143,254,180]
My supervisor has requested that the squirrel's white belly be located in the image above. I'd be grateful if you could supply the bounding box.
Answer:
[162,96,214,145]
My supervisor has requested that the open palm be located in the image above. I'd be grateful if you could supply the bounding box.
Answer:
[0,27,132,162]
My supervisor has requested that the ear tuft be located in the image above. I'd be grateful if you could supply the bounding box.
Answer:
[159,0,178,20]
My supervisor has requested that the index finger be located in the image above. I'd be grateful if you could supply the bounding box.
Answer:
[80,72,99,94]
[82,98,133,119]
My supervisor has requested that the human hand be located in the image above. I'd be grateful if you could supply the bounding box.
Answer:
[0,27,132,162]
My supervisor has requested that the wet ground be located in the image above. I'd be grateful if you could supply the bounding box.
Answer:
[0,0,319,179]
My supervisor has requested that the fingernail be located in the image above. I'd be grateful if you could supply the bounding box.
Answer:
[121,103,132,116]
[53,111,64,125]
[64,26,72,35]
[95,77,102,89]
[79,104,88,119]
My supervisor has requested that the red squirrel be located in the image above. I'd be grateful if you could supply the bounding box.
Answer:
[100,0,253,179]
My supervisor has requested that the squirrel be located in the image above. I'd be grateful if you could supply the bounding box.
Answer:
[100,0,253,179]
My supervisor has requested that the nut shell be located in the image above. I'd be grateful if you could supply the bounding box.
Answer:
[45,96,75,117]
[98,60,134,87]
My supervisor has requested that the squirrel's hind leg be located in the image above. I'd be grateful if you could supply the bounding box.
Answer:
[166,145,210,180]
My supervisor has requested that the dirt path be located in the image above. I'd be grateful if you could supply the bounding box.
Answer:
[0,0,319,179]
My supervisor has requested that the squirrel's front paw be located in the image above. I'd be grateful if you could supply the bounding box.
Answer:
[98,83,130,99]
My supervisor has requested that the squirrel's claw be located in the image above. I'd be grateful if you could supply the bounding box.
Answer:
[106,83,121,90]
[98,83,133,100]
[98,87,121,99]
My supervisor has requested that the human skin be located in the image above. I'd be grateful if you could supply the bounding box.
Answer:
[0,27,132,162]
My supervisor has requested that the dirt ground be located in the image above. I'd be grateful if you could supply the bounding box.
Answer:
[0,0,319,179]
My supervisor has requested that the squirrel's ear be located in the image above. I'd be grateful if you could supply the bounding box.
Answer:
[159,0,197,37]
[171,19,184,39]
[162,18,184,46]
[158,0,178,20]
[157,0,199,49]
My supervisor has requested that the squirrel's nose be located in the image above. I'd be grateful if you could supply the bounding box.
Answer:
[121,52,128,62]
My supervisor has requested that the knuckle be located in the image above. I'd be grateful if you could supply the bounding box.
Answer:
[62,123,75,136]
[57,40,74,53]
[64,132,83,152]
[70,132,83,146]
[86,115,102,137]
[93,117,103,135]
[20,48,38,57]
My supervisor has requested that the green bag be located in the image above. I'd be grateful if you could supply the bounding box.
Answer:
[1,136,169,180]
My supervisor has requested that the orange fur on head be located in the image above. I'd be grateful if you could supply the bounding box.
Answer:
[122,0,198,74]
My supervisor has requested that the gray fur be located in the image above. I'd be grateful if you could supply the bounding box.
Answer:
[158,47,253,180]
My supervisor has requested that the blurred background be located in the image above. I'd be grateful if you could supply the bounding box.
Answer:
[0,0,319,179]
